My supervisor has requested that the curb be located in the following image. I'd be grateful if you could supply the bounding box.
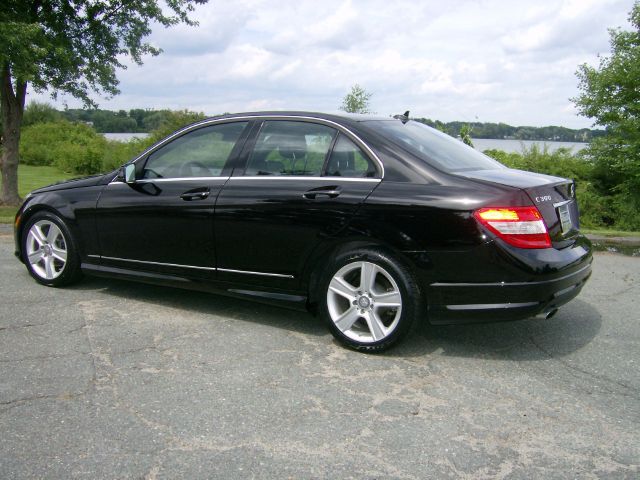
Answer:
[585,234,640,247]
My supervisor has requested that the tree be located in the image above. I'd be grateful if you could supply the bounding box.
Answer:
[573,1,640,215]
[340,84,373,114]
[22,101,62,127]
[459,123,474,147]
[0,0,208,205]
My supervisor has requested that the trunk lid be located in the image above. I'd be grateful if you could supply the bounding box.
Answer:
[457,168,580,248]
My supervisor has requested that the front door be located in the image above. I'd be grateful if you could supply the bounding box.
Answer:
[95,121,250,279]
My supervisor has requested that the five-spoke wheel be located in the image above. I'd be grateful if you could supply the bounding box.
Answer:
[321,249,420,351]
[327,261,403,343]
[26,220,68,280]
[22,212,81,287]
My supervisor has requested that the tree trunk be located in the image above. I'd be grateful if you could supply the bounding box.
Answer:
[1,64,26,206]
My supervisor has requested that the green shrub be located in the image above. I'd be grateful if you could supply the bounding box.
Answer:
[20,120,107,174]
[102,137,152,172]
[22,101,63,127]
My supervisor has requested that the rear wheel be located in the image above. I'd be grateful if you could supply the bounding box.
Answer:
[22,212,82,287]
[320,248,421,352]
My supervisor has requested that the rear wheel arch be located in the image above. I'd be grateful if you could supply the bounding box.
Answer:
[305,238,421,309]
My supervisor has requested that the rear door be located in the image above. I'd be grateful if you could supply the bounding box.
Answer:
[95,121,250,278]
[214,119,382,290]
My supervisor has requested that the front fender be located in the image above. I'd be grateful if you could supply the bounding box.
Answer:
[14,185,104,263]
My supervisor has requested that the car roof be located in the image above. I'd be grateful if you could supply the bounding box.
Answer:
[204,111,396,124]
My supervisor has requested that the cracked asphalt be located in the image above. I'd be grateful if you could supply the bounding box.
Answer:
[0,229,638,479]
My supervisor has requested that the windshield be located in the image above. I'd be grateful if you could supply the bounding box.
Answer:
[367,120,506,173]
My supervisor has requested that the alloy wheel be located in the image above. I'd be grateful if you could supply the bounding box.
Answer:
[326,261,403,343]
[25,220,68,280]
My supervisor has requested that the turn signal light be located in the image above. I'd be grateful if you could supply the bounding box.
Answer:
[474,206,552,249]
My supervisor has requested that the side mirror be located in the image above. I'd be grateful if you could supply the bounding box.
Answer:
[123,164,136,184]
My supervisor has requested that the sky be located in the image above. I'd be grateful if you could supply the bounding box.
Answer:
[31,0,637,129]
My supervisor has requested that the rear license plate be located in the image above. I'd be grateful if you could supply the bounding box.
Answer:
[558,203,572,233]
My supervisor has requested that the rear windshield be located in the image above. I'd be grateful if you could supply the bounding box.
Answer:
[366,120,506,173]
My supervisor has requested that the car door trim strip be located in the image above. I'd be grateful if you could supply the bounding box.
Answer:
[87,255,294,278]
[217,268,294,279]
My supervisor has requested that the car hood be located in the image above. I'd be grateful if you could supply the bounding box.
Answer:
[30,173,109,195]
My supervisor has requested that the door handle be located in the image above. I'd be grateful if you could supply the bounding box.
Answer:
[181,189,210,201]
[303,186,341,200]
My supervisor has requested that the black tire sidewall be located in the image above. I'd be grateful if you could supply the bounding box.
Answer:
[319,248,421,352]
[22,211,81,287]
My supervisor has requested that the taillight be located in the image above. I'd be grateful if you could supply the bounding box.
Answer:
[473,206,551,249]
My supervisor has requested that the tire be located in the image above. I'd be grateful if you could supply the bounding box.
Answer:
[319,248,422,352]
[21,211,83,287]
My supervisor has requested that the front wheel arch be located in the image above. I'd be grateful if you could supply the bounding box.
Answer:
[20,210,83,287]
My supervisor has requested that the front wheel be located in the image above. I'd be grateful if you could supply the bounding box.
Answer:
[319,249,422,352]
[22,211,82,287]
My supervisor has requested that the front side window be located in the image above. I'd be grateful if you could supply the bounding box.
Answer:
[325,134,378,178]
[143,122,248,179]
[244,121,335,176]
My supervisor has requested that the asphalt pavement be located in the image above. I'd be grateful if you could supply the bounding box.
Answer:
[0,229,638,479]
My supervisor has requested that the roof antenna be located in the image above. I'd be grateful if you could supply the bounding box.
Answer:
[393,110,410,124]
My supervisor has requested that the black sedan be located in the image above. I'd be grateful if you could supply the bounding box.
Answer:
[14,112,592,351]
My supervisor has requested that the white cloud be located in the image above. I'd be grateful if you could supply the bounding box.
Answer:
[30,0,637,128]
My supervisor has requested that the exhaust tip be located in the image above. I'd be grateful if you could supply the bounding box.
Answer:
[536,308,559,320]
[546,308,559,319]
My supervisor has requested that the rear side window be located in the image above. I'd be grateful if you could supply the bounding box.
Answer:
[325,134,377,178]
[245,121,335,176]
[143,122,248,178]
[367,120,505,173]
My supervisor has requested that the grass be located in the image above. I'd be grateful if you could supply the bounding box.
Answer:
[582,228,640,238]
[0,165,73,223]
[16,164,74,197]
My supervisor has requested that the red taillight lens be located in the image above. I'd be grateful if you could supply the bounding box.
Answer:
[473,206,551,249]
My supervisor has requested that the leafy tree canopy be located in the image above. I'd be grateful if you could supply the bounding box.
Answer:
[573,1,640,204]
[0,0,208,205]
[0,0,207,105]
[340,84,373,114]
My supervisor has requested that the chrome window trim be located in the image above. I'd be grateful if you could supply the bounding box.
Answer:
[87,255,294,278]
[230,176,381,183]
[109,176,229,185]
[110,114,385,185]
[110,176,381,185]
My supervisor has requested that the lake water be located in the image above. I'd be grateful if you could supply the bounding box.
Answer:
[103,133,587,154]
[473,138,587,153]
[103,133,150,142]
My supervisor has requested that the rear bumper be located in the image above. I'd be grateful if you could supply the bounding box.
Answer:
[425,236,593,325]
